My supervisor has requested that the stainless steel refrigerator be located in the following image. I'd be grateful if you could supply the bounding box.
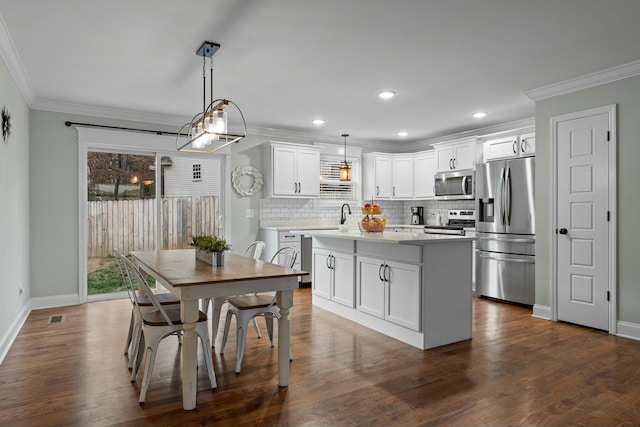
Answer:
[475,157,535,305]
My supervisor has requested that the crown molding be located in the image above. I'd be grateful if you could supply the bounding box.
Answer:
[0,12,35,104]
[526,59,640,101]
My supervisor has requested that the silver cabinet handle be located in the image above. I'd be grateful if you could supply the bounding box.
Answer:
[521,139,527,153]
[384,265,390,282]
[378,264,385,282]
[330,255,335,269]
[513,140,518,154]
[376,185,380,196]
[326,254,331,269]
[449,159,453,169]
[452,158,456,169]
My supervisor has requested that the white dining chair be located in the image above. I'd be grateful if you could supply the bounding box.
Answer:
[220,246,297,374]
[114,248,181,368]
[202,240,266,344]
[119,252,217,403]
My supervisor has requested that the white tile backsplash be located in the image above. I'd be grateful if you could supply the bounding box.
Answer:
[260,198,474,226]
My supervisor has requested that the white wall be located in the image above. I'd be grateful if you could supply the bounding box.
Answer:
[0,55,30,361]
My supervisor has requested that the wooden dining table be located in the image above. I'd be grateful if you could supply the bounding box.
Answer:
[130,249,307,410]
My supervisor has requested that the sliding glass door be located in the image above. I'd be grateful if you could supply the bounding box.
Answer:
[85,149,222,299]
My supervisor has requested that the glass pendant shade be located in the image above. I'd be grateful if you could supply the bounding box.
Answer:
[339,162,351,181]
[339,133,351,181]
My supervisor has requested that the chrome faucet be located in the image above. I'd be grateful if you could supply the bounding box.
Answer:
[340,203,352,224]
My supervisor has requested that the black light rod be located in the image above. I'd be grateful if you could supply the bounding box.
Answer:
[64,121,180,136]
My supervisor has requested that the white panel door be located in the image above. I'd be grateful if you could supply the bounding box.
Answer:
[374,156,393,198]
[414,152,436,198]
[357,256,385,318]
[557,111,610,330]
[331,251,355,308]
[392,156,414,198]
[312,248,332,299]
[296,149,320,196]
[385,260,421,331]
[272,146,297,195]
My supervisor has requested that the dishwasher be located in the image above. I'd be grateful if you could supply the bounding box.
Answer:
[300,236,313,287]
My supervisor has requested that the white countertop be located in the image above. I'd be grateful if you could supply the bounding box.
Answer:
[289,229,474,244]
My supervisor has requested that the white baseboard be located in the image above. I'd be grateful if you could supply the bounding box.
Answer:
[617,321,640,342]
[0,301,32,364]
[30,293,80,310]
[532,304,551,320]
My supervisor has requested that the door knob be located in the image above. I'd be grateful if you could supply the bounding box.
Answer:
[559,228,568,235]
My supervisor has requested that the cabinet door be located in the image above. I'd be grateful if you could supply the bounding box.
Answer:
[436,147,454,171]
[331,251,355,307]
[312,248,332,299]
[385,260,421,331]
[374,156,393,198]
[484,136,519,162]
[414,152,436,198]
[392,156,414,198]
[272,146,298,195]
[296,149,320,196]
[357,256,385,318]
[452,142,475,170]
[519,133,536,156]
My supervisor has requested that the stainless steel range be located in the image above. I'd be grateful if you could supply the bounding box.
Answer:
[424,210,475,235]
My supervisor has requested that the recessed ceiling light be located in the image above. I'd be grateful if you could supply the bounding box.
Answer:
[378,90,396,100]
[472,111,488,119]
[397,131,409,137]
[312,118,326,125]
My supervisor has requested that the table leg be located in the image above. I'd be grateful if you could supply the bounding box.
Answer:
[211,297,225,349]
[276,287,294,387]
[181,299,200,410]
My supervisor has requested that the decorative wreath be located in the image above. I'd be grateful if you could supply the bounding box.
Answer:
[231,166,263,196]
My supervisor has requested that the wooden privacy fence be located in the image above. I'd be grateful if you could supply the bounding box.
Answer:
[87,196,218,258]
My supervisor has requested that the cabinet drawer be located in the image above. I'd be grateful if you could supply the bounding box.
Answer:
[357,241,421,264]
[279,231,300,243]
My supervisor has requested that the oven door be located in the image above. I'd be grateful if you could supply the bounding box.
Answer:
[434,170,474,200]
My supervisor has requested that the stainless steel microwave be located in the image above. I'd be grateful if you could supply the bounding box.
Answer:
[434,170,474,200]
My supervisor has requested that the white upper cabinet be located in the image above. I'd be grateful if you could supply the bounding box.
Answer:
[482,129,535,162]
[264,141,321,198]
[432,138,476,172]
[392,156,414,198]
[363,153,414,200]
[413,150,436,199]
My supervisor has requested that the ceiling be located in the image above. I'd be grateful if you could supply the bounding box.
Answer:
[2,0,640,145]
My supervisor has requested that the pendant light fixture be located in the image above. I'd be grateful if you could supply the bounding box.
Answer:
[177,41,247,154]
[339,133,351,181]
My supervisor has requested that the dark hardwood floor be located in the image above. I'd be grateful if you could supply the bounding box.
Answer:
[1,288,640,426]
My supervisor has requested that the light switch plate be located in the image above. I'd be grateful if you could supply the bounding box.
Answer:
[245,208,254,218]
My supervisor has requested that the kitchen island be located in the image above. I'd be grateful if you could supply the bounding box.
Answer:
[293,229,474,350]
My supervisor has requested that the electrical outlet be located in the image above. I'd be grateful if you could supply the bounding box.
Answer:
[245,208,254,218]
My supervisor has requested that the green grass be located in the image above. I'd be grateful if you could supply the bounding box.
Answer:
[88,255,156,295]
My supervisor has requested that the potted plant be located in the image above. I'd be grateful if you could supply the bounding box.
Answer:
[190,234,231,266]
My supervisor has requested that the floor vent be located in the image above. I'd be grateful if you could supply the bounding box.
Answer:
[48,315,65,324]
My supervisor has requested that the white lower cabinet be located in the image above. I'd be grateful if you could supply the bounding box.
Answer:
[313,245,355,308]
[357,256,421,331]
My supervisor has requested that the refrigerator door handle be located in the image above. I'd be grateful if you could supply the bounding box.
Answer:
[500,167,506,225]
[506,167,512,225]
[478,252,535,264]
[477,236,536,244]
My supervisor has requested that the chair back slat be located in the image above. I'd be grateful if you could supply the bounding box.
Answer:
[270,246,298,268]
[114,248,138,308]
[242,241,266,261]
[120,254,175,326]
